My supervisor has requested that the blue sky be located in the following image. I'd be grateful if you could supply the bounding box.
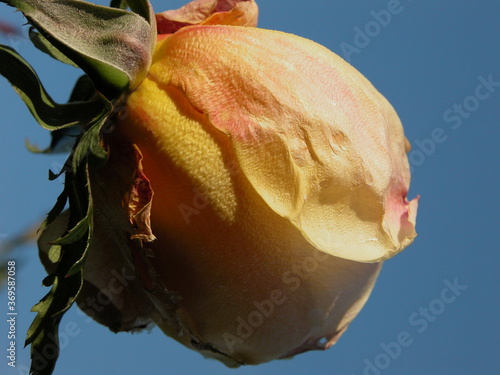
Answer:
[1,1,499,374]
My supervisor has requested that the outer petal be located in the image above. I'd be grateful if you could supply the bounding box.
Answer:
[147,25,418,262]
[156,0,258,34]
[116,76,384,364]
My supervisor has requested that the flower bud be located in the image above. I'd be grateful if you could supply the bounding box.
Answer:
[98,12,417,365]
[37,0,418,367]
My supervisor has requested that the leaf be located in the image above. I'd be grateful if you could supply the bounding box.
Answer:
[71,120,109,174]
[44,191,68,229]
[0,44,109,130]
[26,104,113,373]
[29,27,78,67]
[69,75,98,103]
[125,0,156,25]
[47,245,62,264]
[26,164,92,375]
[51,215,89,246]
[0,1,157,374]
[27,76,102,155]
[66,205,93,278]
[110,0,128,10]
[1,0,156,98]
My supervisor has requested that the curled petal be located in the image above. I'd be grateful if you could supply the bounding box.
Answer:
[127,147,156,242]
[156,0,258,34]
[148,26,418,262]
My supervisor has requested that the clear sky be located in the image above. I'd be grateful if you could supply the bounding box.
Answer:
[1,1,499,374]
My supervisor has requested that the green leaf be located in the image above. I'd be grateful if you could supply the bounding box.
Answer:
[51,215,89,246]
[125,0,156,25]
[26,272,82,375]
[28,76,102,155]
[29,27,78,67]
[25,103,113,372]
[69,75,98,102]
[71,120,109,174]
[39,190,68,233]
[0,1,158,374]
[1,0,156,98]
[26,164,93,375]
[110,0,128,9]
[42,273,56,287]
[0,44,109,130]
[66,205,93,277]
[47,245,62,264]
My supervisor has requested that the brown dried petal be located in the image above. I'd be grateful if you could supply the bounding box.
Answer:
[38,140,180,334]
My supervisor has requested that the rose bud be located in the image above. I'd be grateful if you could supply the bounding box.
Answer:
[36,0,418,368]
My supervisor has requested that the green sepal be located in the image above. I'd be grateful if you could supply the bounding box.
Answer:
[47,245,62,264]
[42,273,56,288]
[28,76,101,155]
[71,118,109,173]
[38,190,68,233]
[110,0,128,10]
[48,167,67,181]
[26,162,93,375]
[25,103,112,373]
[26,275,81,375]
[66,204,94,278]
[51,215,90,246]
[29,27,78,68]
[110,0,155,25]
[125,0,156,25]
[0,44,108,131]
[69,75,98,103]
[0,1,158,374]
[1,0,156,99]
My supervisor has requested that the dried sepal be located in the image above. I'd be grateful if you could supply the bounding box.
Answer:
[37,138,181,335]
